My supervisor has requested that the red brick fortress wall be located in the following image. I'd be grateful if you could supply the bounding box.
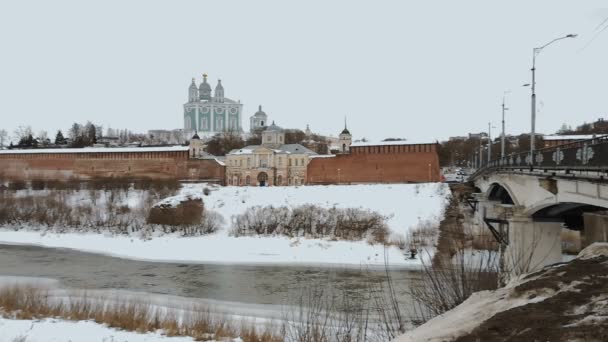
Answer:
[306,143,440,184]
[0,149,225,182]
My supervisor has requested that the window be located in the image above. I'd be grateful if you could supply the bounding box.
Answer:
[279,136,283,142]
[289,159,292,166]
[239,159,242,167]
[278,157,282,166]
[277,175,282,185]
[247,158,251,167]
[301,158,304,166]
[267,136,272,141]
[246,175,251,185]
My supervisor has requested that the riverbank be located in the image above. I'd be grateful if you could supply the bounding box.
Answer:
[396,243,608,341]
[0,183,449,267]
[0,231,427,267]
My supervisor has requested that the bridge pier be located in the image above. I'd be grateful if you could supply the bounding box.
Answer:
[505,216,563,276]
[583,211,608,248]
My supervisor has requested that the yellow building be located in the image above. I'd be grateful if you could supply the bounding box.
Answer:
[225,122,316,186]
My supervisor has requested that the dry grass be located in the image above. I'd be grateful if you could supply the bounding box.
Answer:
[232,205,390,243]
[0,284,283,342]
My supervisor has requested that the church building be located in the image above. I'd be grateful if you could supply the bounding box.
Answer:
[225,121,317,186]
[184,74,243,136]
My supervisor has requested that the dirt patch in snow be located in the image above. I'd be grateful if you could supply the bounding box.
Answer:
[147,198,203,225]
[453,255,608,342]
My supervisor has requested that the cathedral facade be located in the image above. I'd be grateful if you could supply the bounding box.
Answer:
[184,74,243,136]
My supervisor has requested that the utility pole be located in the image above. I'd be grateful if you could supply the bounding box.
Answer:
[488,122,492,163]
[501,92,509,158]
[479,136,483,167]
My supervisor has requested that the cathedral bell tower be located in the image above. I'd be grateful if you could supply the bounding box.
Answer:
[339,118,352,153]
[214,79,224,103]
[188,78,198,103]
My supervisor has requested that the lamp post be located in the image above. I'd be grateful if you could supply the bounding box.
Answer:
[501,91,511,159]
[529,34,577,163]
[488,122,496,163]
[479,136,484,167]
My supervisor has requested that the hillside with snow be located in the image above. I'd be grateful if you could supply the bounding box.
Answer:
[397,243,608,342]
[0,183,450,266]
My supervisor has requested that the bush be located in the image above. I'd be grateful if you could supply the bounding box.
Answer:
[0,186,219,238]
[232,205,389,243]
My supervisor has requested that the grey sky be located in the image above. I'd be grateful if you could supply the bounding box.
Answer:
[1,0,607,143]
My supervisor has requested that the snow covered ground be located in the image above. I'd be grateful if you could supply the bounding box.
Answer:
[0,317,199,342]
[396,242,608,342]
[0,183,450,267]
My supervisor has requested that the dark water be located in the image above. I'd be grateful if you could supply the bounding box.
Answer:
[0,244,419,308]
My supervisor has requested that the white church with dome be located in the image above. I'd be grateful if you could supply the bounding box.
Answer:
[184,74,244,136]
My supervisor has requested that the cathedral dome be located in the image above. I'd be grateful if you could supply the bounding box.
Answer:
[199,74,212,93]
[265,121,282,132]
[254,105,267,117]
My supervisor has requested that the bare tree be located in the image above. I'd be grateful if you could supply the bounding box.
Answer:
[13,125,33,143]
[0,129,8,149]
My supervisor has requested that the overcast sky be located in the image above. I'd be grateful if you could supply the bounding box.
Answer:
[1,0,607,143]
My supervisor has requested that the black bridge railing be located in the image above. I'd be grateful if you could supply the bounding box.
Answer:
[471,135,608,178]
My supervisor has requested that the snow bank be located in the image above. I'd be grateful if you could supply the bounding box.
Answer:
[0,317,199,342]
[577,242,608,259]
[161,183,450,235]
[0,183,449,266]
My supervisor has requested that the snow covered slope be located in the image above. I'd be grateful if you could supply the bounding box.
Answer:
[397,243,608,342]
[0,317,200,342]
[0,183,449,266]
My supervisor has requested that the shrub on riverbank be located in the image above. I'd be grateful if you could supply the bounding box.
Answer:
[0,284,282,342]
[0,186,220,237]
[232,204,390,243]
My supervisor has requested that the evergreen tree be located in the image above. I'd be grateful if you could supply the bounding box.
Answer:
[54,130,67,145]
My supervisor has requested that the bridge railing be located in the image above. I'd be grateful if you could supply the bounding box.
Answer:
[471,135,608,178]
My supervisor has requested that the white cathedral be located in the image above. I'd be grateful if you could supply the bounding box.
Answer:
[184,74,244,136]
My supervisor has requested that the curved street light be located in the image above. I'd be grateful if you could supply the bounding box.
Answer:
[529,34,577,163]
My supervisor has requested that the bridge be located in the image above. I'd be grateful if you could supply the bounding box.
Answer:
[469,135,608,276]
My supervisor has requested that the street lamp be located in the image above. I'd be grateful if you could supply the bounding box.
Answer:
[488,122,496,163]
[501,91,511,159]
[529,33,577,163]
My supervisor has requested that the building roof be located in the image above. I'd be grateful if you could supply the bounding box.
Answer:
[341,128,351,135]
[350,140,436,147]
[227,143,316,156]
[265,121,283,132]
[0,146,190,154]
[544,134,607,141]
[253,105,267,117]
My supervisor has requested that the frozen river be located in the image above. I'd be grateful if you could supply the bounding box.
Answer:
[0,244,421,318]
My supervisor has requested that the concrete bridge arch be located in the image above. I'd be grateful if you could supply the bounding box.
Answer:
[471,172,608,277]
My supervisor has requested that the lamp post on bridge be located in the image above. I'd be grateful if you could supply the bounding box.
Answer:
[528,33,577,163]
[501,91,511,159]
[488,122,496,164]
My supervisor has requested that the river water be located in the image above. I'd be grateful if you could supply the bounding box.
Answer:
[0,244,420,318]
